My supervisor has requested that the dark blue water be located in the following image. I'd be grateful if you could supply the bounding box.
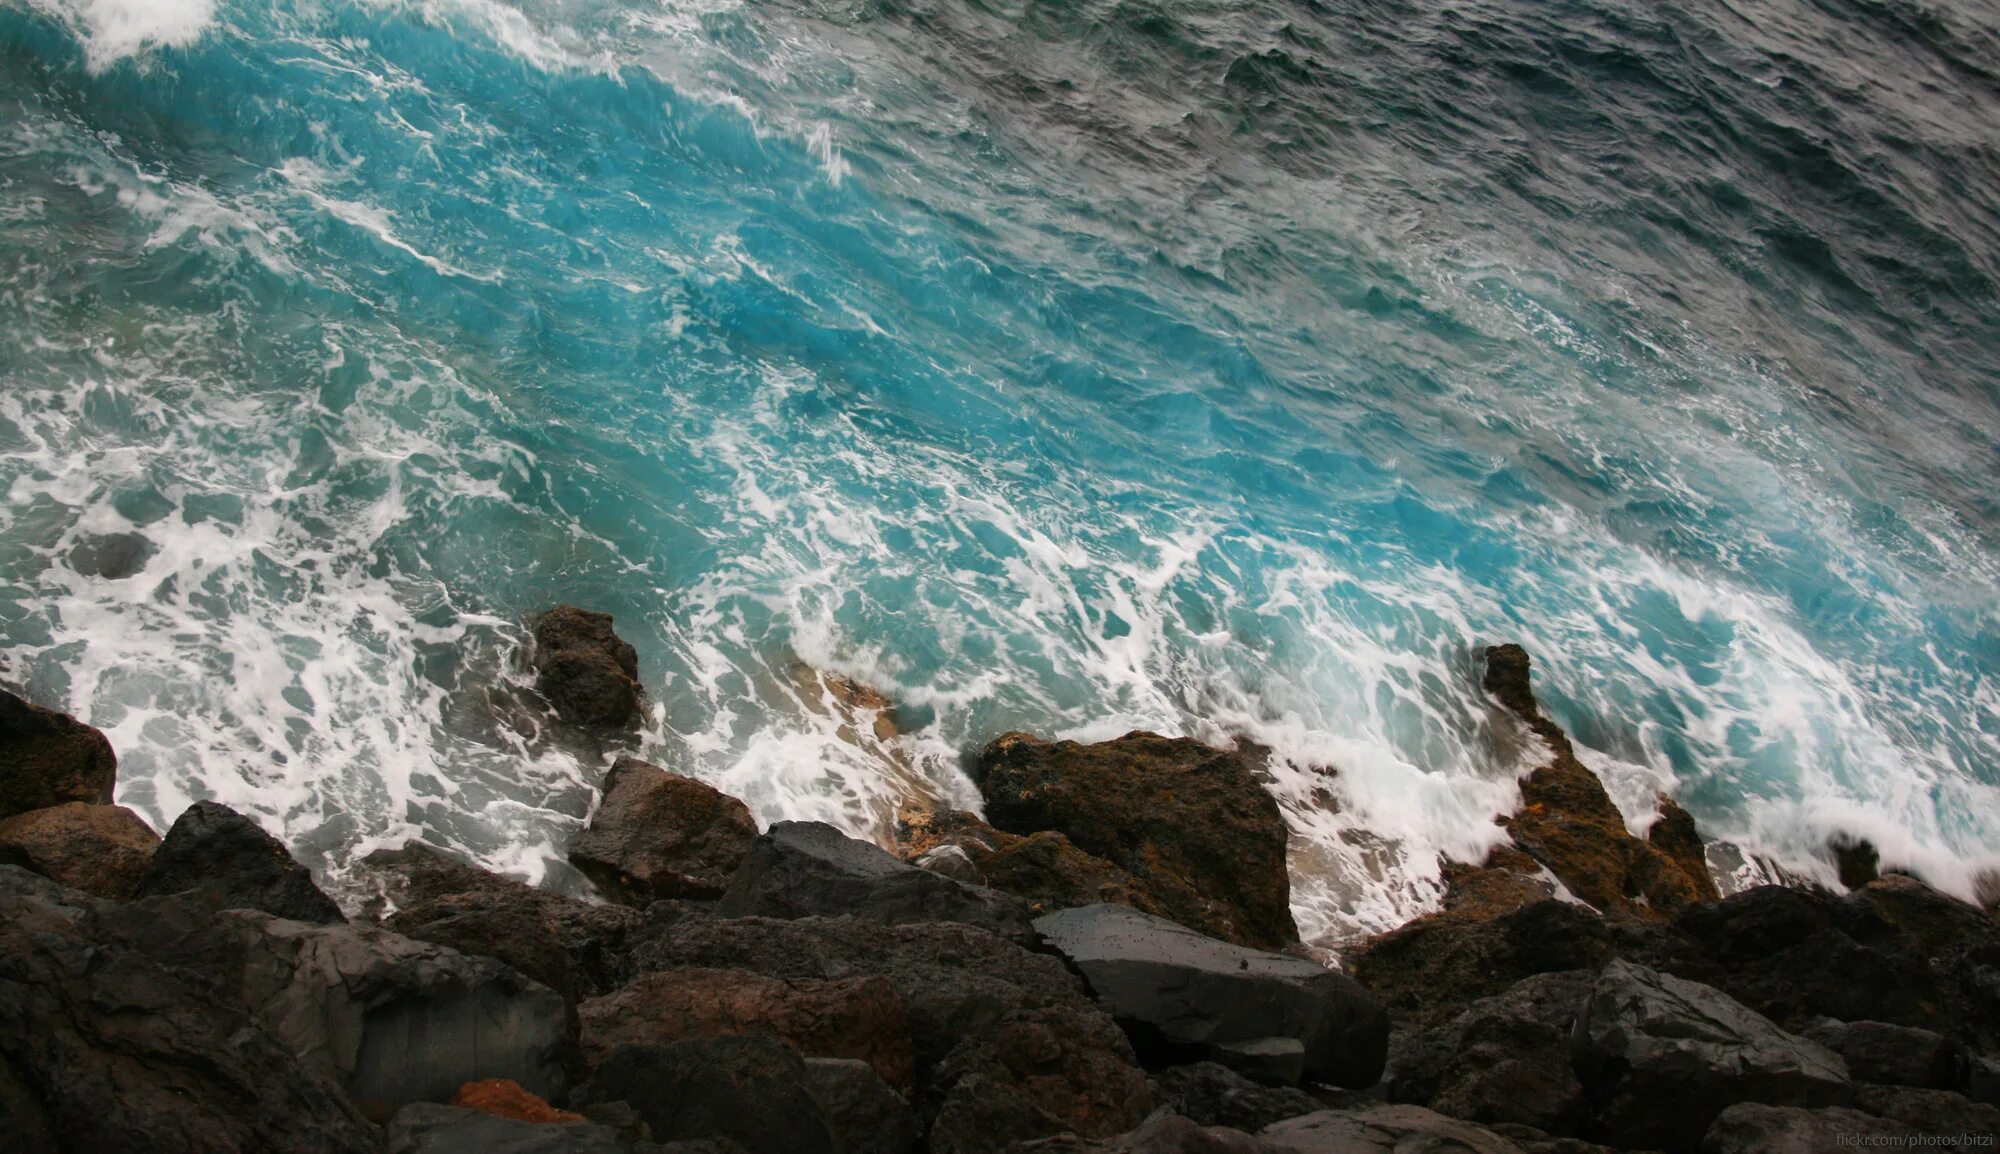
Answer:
[1,0,1994,940]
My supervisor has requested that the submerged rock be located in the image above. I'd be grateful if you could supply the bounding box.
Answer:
[65,530,155,579]
[568,758,757,903]
[0,800,158,898]
[532,605,644,729]
[973,731,1296,949]
[0,687,117,819]
[135,799,344,923]
[1033,903,1387,1088]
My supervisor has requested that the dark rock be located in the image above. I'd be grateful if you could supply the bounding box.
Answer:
[135,800,344,923]
[1481,645,1718,918]
[805,1057,920,1154]
[0,688,116,819]
[1389,970,1590,1135]
[1346,896,1620,1030]
[66,531,155,578]
[1972,1055,2000,1108]
[927,1004,1157,1151]
[929,1071,1074,1154]
[897,808,1173,919]
[532,606,642,729]
[1852,1083,2000,1135]
[568,759,756,903]
[369,843,644,1003]
[718,819,1035,938]
[1800,1019,1967,1090]
[1650,796,1715,894]
[1572,959,1851,1154]
[1008,1113,1269,1153]
[973,731,1297,949]
[384,1103,628,1154]
[1155,1062,1321,1131]
[1259,1105,1527,1153]
[573,1036,835,1154]
[1828,835,1880,889]
[0,866,378,1154]
[1033,904,1387,1088]
[1702,1102,1969,1154]
[579,966,913,1088]
[0,801,157,897]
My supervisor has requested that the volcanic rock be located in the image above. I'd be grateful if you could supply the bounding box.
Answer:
[134,799,344,922]
[1800,1019,1967,1090]
[805,1057,921,1154]
[572,1036,836,1154]
[1259,1105,1528,1153]
[0,688,116,819]
[384,1102,633,1153]
[1032,904,1387,1087]
[1153,1062,1321,1131]
[1007,1113,1270,1153]
[973,731,1296,949]
[0,801,157,897]
[1388,969,1591,1135]
[926,1004,1157,1153]
[898,807,1171,918]
[567,758,756,903]
[453,1078,585,1122]
[1702,1103,1952,1154]
[1346,895,1621,1029]
[532,605,643,729]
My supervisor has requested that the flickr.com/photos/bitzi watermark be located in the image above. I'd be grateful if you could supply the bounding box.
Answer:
[1835,1135,1995,1148]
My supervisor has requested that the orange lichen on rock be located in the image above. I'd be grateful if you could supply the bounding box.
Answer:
[450,1079,584,1123]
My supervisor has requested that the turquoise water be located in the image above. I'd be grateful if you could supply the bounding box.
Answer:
[0,0,1995,940]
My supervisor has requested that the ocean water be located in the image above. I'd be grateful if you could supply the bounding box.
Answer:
[1,0,1995,944]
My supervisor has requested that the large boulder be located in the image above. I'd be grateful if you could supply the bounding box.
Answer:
[532,606,643,729]
[718,820,1035,939]
[568,759,756,903]
[1800,1019,1968,1091]
[572,1036,835,1154]
[1572,959,1852,1154]
[973,731,1297,949]
[1388,970,1591,1135]
[578,967,914,1088]
[0,866,379,1154]
[926,1005,1157,1154]
[1480,645,1717,919]
[805,1057,921,1154]
[1153,1062,1321,1131]
[1259,1105,1527,1153]
[0,801,158,898]
[1033,904,1387,1088]
[135,800,344,923]
[0,688,116,819]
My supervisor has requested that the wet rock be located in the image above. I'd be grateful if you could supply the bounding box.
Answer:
[1702,1103,1942,1154]
[66,530,154,579]
[1154,1062,1321,1131]
[579,966,914,1089]
[718,820,1035,939]
[135,799,344,923]
[1828,835,1880,889]
[572,1036,836,1154]
[974,731,1296,949]
[0,866,378,1154]
[384,1103,631,1154]
[1572,959,1851,1154]
[0,801,157,897]
[566,758,756,904]
[898,807,1170,919]
[927,1004,1157,1152]
[1033,904,1388,1088]
[1800,1020,1967,1090]
[1481,645,1718,918]
[1388,970,1591,1135]
[1347,897,1622,1029]
[532,605,643,729]
[0,687,116,819]
[453,1078,586,1122]
[1259,1105,1527,1153]
[805,1057,920,1154]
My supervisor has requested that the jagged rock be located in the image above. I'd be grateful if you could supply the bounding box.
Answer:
[384,1103,630,1153]
[1008,1112,1269,1153]
[1800,1020,1967,1090]
[369,843,643,1003]
[1033,904,1387,1088]
[0,866,378,1154]
[579,967,913,1088]
[0,688,116,819]
[805,1057,920,1154]
[927,1004,1157,1152]
[572,1036,836,1154]
[1481,645,1717,918]
[1828,835,1881,889]
[718,820,1034,938]
[569,759,756,903]
[1388,970,1590,1135]
[0,801,157,897]
[135,800,344,923]
[973,731,1296,949]
[1154,1062,1321,1131]
[898,808,1170,918]
[1702,1103,1946,1154]
[1572,959,1852,1154]
[1259,1105,1527,1153]
[532,606,643,729]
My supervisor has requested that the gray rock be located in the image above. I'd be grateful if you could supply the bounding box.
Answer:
[1572,959,1852,1154]
[1259,1105,1526,1153]
[1799,1019,1968,1090]
[806,1057,920,1154]
[136,800,344,923]
[1389,970,1591,1135]
[1032,904,1388,1087]
[718,821,1035,938]
[1852,1083,2000,1138]
[1008,1113,1271,1152]
[1702,1103,1950,1154]
[384,1103,632,1154]
[572,1036,835,1154]
[1154,1062,1321,1131]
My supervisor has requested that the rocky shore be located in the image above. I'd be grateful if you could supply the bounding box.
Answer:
[1,612,1996,1153]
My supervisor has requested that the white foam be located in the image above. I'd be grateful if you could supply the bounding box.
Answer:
[21,0,218,70]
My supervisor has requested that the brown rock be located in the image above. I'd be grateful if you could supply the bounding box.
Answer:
[578,966,915,1089]
[928,1005,1156,1146]
[0,688,116,820]
[450,1078,584,1123]
[1828,835,1881,890]
[971,731,1296,949]
[568,757,758,903]
[1481,645,1716,918]
[532,605,643,728]
[0,802,158,898]
[897,808,1173,919]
